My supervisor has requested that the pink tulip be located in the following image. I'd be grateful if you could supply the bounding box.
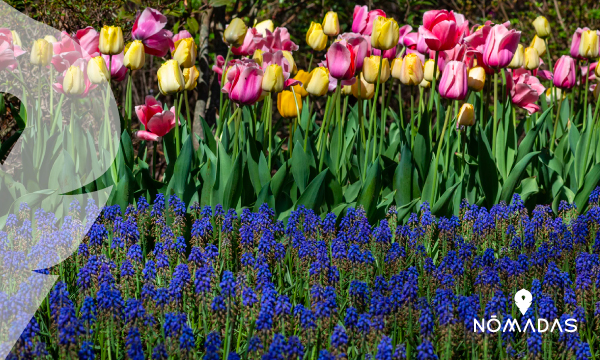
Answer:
[75,27,100,59]
[438,60,468,100]
[436,44,466,73]
[372,48,396,61]
[212,55,226,84]
[262,51,300,87]
[403,32,418,49]
[135,97,176,141]
[132,8,174,57]
[570,28,588,60]
[506,69,545,114]
[0,28,25,71]
[231,28,265,56]
[416,27,429,54]
[52,32,83,72]
[398,25,413,45]
[553,55,577,90]
[326,41,356,80]
[102,52,127,82]
[463,22,493,54]
[481,24,520,71]
[338,33,370,72]
[135,96,164,125]
[222,61,264,105]
[173,30,193,43]
[420,10,467,52]
[264,27,299,52]
[352,6,386,35]
[52,58,96,98]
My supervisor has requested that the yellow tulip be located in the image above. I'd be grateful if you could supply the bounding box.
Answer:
[371,16,400,51]
[322,11,340,37]
[467,66,486,91]
[157,59,185,95]
[419,79,431,88]
[508,44,524,69]
[306,67,330,96]
[282,51,297,75]
[173,38,197,68]
[44,35,57,44]
[11,31,21,47]
[254,20,274,36]
[530,35,546,57]
[63,65,85,96]
[391,58,402,80]
[363,55,390,84]
[532,16,551,39]
[87,56,110,84]
[423,59,440,82]
[306,22,327,51]
[252,49,263,66]
[224,18,248,46]
[398,53,423,86]
[277,90,302,118]
[545,87,562,104]
[579,30,599,59]
[341,85,353,96]
[183,66,200,90]
[457,103,475,127]
[263,64,285,93]
[352,73,375,100]
[292,70,311,97]
[30,38,52,66]
[124,40,145,70]
[99,25,124,56]
[524,47,540,70]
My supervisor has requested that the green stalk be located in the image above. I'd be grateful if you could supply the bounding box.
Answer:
[291,87,302,154]
[316,96,332,151]
[185,90,192,134]
[398,82,404,130]
[340,94,349,170]
[584,60,591,131]
[431,103,452,204]
[492,72,498,156]
[378,80,392,159]
[368,57,384,165]
[267,93,273,169]
[126,70,133,134]
[233,105,241,161]
[410,90,415,151]
[174,95,181,157]
[319,89,339,172]
[334,82,342,173]
[304,97,313,152]
[427,51,439,112]
[218,47,232,135]
[550,97,563,151]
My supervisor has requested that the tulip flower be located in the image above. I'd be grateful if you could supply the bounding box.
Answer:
[10,30,21,47]
[51,31,83,72]
[570,28,589,59]
[352,6,386,35]
[351,73,375,99]
[102,52,127,81]
[99,26,124,56]
[532,16,551,39]
[371,17,400,51]
[124,40,145,70]
[339,33,370,72]
[30,39,53,66]
[530,35,546,57]
[420,10,468,52]
[545,87,562,104]
[305,67,330,96]
[222,61,264,105]
[264,27,299,53]
[224,18,248,47]
[277,90,302,118]
[398,25,413,45]
[261,51,297,88]
[456,103,475,127]
[62,64,86,96]
[326,41,356,80]
[136,97,177,142]
[524,47,540,70]
[363,55,390,84]
[322,11,340,37]
[467,66,486,91]
[172,37,197,68]
[183,66,200,90]
[292,70,311,97]
[262,64,285,93]
[398,53,423,86]
[390,58,402,80]
[132,8,174,57]
[306,22,328,51]
[281,51,297,75]
[419,79,431,88]
[372,48,397,61]
[508,44,524,69]
[75,27,100,59]
[481,24,520,71]
[553,55,576,90]
[403,32,418,49]
[230,28,264,56]
[254,20,275,36]
[157,59,185,95]
[87,56,110,84]
[438,60,468,100]
[423,59,440,82]
[44,35,58,44]
[506,68,545,114]
[173,30,192,43]
[579,29,599,59]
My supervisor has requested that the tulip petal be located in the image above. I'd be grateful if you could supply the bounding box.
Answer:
[136,130,160,142]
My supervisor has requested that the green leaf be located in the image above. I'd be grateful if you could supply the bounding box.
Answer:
[185,17,199,35]
[167,137,193,198]
[291,141,311,193]
[575,163,600,212]
[516,107,550,163]
[431,181,461,216]
[393,144,413,206]
[397,198,419,223]
[199,116,217,154]
[499,151,540,203]
[295,169,327,211]
[120,131,134,169]
[477,123,499,206]
[222,154,244,210]
[357,160,382,219]
[271,162,287,198]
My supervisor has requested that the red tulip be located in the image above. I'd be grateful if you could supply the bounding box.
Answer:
[326,41,356,80]
[132,8,174,57]
[506,69,545,114]
[212,55,226,84]
[136,100,177,141]
[231,28,266,56]
[75,27,100,59]
[553,55,577,90]
[438,60,468,100]
[338,33,370,72]
[264,28,299,52]
[352,6,386,35]
[481,24,520,71]
[420,10,467,52]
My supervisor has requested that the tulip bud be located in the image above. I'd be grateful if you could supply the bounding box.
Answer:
[282,51,297,75]
[277,90,302,118]
[579,29,599,59]
[371,16,400,51]
[173,38,197,68]
[224,18,248,47]
[457,103,475,127]
[341,85,353,96]
[157,59,185,95]
[352,73,375,100]
[11,30,21,47]
[306,22,328,51]
[322,11,340,37]
[398,53,423,86]
[30,38,52,66]
[183,66,200,90]
[530,35,546,57]
[467,66,486,91]
[545,87,562,104]
[87,56,110,84]
[44,35,57,44]
[419,79,431,88]
[390,58,402,80]
[99,25,124,56]
[306,67,330,96]
[254,20,274,36]
[262,64,284,93]
[438,61,468,100]
[524,47,540,70]
[363,55,390,84]
[508,44,524,69]
[292,70,311,97]
[124,40,145,70]
[252,49,264,66]
[423,59,440,82]
[63,65,85,96]
[532,16,551,39]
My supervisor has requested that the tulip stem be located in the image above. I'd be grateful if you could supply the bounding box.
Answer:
[174,96,181,157]
[335,82,343,175]
[584,60,591,132]
[550,98,563,152]
[492,72,498,156]
[152,142,157,180]
[233,105,241,161]
[340,93,349,173]
[316,96,332,154]
[428,51,439,113]
[368,56,384,165]
[319,89,339,172]
[126,71,133,135]
[593,86,600,124]
[185,90,192,135]
[291,87,302,153]
[397,82,404,130]
[218,47,232,131]
[304,97,313,152]
[480,90,484,128]
[268,93,273,170]
[410,91,415,151]
[431,102,452,204]
[378,80,392,159]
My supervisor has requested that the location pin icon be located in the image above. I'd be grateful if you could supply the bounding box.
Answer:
[514,289,533,315]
